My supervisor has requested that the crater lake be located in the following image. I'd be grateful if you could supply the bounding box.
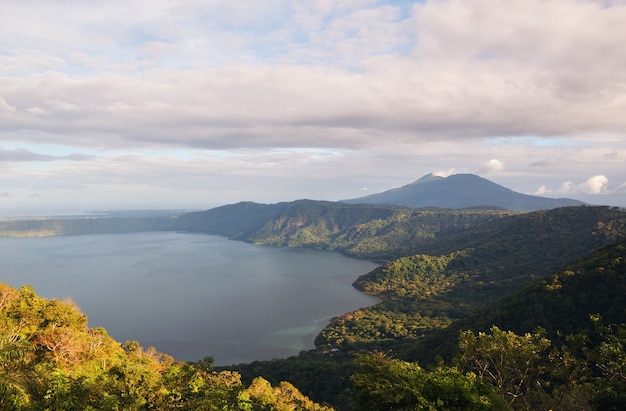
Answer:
[0,231,379,365]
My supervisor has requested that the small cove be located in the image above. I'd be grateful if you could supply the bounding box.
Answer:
[0,231,379,365]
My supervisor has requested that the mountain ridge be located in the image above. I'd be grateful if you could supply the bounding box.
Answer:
[343,173,585,211]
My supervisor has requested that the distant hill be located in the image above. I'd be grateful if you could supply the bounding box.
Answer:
[342,173,585,211]
[174,201,291,238]
[174,200,515,260]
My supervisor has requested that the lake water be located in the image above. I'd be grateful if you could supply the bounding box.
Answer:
[0,232,379,365]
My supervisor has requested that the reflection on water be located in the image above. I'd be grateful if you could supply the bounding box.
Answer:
[0,232,379,365]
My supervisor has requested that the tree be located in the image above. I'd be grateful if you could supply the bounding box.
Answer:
[237,377,333,411]
[459,326,551,409]
[0,334,31,410]
[351,352,506,411]
[587,315,626,410]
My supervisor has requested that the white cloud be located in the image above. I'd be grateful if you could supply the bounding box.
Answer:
[554,175,610,195]
[535,185,551,195]
[558,181,577,194]
[433,168,459,177]
[479,159,504,173]
[578,175,609,194]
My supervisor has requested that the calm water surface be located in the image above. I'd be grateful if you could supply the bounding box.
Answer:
[0,232,379,365]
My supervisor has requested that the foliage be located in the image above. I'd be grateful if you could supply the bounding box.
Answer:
[0,283,330,410]
[458,326,552,409]
[587,315,626,410]
[457,319,626,410]
[351,352,508,411]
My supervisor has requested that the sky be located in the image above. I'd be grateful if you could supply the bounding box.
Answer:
[1,0,626,216]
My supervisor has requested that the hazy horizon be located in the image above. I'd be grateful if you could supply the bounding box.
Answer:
[3,172,625,218]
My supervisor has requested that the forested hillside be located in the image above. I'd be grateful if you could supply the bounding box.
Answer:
[364,237,626,410]
[411,236,626,365]
[316,206,626,347]
[176,200,517,260]
[241,202,515,260]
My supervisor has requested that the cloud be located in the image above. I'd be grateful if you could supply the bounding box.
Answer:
[0,148,95,162]
[433,168,459,177]
[0,148,58,162]
[479,159,504,173]
[412,0,626,68]
[1,1,626,212]
[554,175,610,195]
[603,150,624,161]
[529,160,552,168]
[535,185,551,195]
[579,175,610,194]
[0,0,625,152]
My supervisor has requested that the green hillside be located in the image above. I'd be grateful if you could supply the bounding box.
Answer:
[317,206,626,347]
[411,236,626,365]
[240,202,516,260]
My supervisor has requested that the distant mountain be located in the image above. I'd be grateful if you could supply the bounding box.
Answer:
[342,173,585,211]
[174,201,291,238]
